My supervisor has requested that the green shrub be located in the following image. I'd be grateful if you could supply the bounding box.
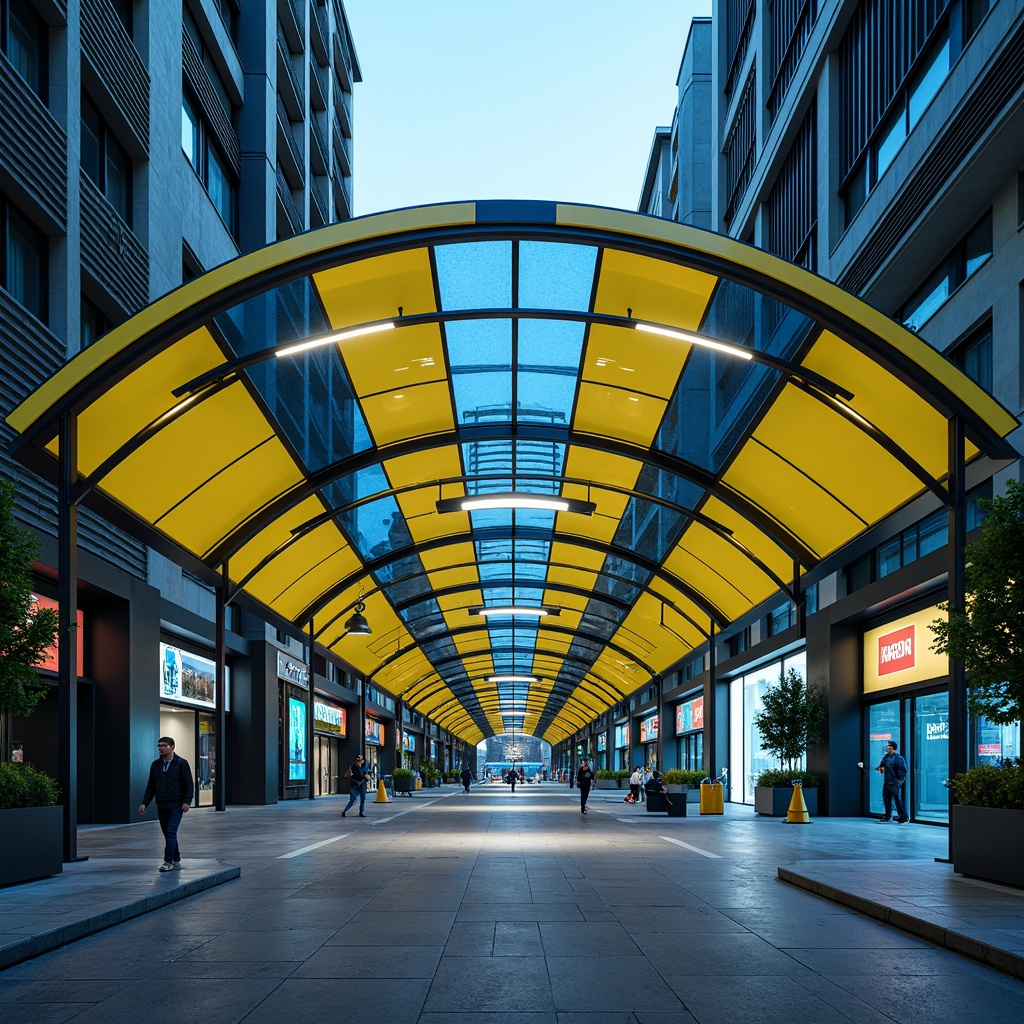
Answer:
[0,761,61,808]
[951,758,1024,809]
[755,768,820,789]
[391,767,414,780]
[595,769,617,779]
[615,769,631,780]
[661,769,706,786]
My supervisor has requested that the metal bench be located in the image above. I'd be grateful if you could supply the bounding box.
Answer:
[645,790,686,816]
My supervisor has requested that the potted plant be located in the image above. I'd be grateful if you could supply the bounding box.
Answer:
[0,480,62,886]
[615,768,631,788]
[752,667,825,816]
[947,759,1024,887]
[391,767,416,794]
[661,768,706,803]
[594,768,618,789]
[929,481,1024,886]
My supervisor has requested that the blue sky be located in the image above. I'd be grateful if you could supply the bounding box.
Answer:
[343,1,711,216]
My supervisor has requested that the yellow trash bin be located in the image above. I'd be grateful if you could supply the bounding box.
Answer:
[699,783,724,814]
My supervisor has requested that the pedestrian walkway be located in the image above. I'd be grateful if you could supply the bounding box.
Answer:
[1,784,1022,1023]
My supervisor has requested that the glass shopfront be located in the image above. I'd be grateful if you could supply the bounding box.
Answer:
[613,723,630,770]
[313,699,347,796]
[674,695,704,770]
[729,650,806,804]
[278,652,309,799]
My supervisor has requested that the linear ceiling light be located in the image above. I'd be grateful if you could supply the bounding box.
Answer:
[276,321,394,358]
[436,492,595,515]
[470,606,560,618]
[486,675,539,683]
[635,322,753,361]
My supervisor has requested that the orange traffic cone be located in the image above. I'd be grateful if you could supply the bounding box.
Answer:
[783,780,811,824]
[374,779,390,803]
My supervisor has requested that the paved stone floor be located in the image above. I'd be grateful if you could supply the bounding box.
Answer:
[2,783,1023,1023]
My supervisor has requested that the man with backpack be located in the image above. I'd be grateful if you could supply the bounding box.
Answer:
[876,740,909,823]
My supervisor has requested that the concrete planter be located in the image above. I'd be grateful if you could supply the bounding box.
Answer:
[0,806,63,886]
[594,778,620,790]
[951,805,1024,888]
[754,786,818,817]
[392,778,416,793]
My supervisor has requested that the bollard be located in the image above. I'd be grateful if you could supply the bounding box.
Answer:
[783,780,811,824]
[374,779,390,803]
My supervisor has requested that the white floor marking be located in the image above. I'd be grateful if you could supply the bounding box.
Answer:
[659,836,721,859]
[369,800,437,824]
[279,835,347,858]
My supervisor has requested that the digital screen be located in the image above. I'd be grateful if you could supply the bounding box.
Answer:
[288,698,307,781]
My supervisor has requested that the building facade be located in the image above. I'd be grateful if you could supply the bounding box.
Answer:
[0,0,472,822]
[578,0,1023,819]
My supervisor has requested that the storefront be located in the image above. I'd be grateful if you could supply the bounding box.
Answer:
[595,731,607,770]
[364,715,384,778]
[674,694,704,770]
[278,652,309,800]
[613,722,630,770]
[639,713,659,769]
[401,731,418,768]
[728,649,806,805]
[159,640,225,807]
[313,698,347,795]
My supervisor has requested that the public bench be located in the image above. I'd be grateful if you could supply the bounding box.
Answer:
[645,790,686,816]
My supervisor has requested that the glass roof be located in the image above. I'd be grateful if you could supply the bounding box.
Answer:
[7,202,1017,746]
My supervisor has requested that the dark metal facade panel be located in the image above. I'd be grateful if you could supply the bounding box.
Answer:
[838,0,949,180]
[80,175,149,316]
[724,69,758,228]
[768,0,816,121]
[766,104,817,267]
[0,55,68,230]
[80,0,150,151]
[725,0,756,100]
[839,16,1024,295]
[182,30,242,177]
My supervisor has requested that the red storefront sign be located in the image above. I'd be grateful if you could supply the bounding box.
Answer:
[877,624,915,676]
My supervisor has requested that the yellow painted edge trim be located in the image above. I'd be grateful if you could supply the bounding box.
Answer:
[555,204,1018,439]
[7,203,477,436]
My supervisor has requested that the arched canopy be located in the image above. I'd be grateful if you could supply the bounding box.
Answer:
[8,201,1017,745]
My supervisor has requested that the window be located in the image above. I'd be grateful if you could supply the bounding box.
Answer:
[181,90,238,233]
[2,192,47,322]
[1,0,47,101]
[109,0,132,38]
[81,295,113,348]
[81,95,132,226]
[900,212,992,332]
[951,323,992,394]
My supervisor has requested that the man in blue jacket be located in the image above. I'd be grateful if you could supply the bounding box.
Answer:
[139,737,195,871]
[877,740,909,823]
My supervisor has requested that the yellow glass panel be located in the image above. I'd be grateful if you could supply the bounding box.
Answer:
[360,381,454,446]
[261,546,363,620]
[100,382,285,528]
[157,441,305,559]
[582,322,689,399]
[397,492,467,545]
[437,590,482,613]
[313,247,436,330]
[699,497,792,582]
[805,333,951,477]
[724,444,865,558]
[386,446,463,487]
[427,565,480,591]
[550,540,606,573]
[756,385,924,525]
[574,383,666,447]
[593,247,717,330]
[545,565,598,595]
[342,322,446,398]
[76,328,226,476]
[232,496,328,581]
[564,447,642,491]
[543,588,588,612]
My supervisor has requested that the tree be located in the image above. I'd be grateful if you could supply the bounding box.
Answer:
[0,479,60,720]
[930,478,1024,726]
[753,668,826,772]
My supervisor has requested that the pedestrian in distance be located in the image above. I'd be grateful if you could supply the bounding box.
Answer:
[629,765,642,803]
[877,740,909,823]
[341,754,370,817]
[508,768,517,793]
[576,758,595,813]
[138,736,194,872]
[461,765,472,793]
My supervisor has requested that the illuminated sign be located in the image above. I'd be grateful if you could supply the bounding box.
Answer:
[288,697,306,781]
[863,606,947,693]
[402,733,416,752]
[614,723,630,748]
[596,733,606,752]
[675,696,704,734]
[32,595,84,674]
[365,717,383,745]
[160,642,228,710]
[640,714,659,743]
[277,653,309,689]
[313,701,346,736]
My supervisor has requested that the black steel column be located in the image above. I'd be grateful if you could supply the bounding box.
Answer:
[58,412,81,862]
[947,416,967,847]
[706,623,716,779]
[794,558,806,638]
[655,675,663,769]
[215,564,227,811]
[307,620,315,800]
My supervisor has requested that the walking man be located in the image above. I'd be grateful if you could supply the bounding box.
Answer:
[341,754,370,817]
[877,740,909,823]
[138,736,194,872]
[576,758,594,814]
[460,765,472,793]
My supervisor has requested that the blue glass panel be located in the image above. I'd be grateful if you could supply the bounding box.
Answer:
[446,319,512,368]
[519,319,584,369]
[613,495,684,563]
[519,242,597,311]
[513,509,555,530]
[517,372,575,425]
[470,508,512,531]
[340,495,409,559]
[513,561,547,580]
[478,561,509,581]
[215,277,330,358]
[435,241,512,310]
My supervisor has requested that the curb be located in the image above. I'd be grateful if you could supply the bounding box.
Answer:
[0,864,240,971]
[778,866,1024,981]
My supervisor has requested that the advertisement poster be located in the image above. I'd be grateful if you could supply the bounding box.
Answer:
[288,697,307,781]
[675,696,704,734]
[160,642,226,710]
[365,717,383,745]
[313,701,346,736]
[640,714,659,743]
